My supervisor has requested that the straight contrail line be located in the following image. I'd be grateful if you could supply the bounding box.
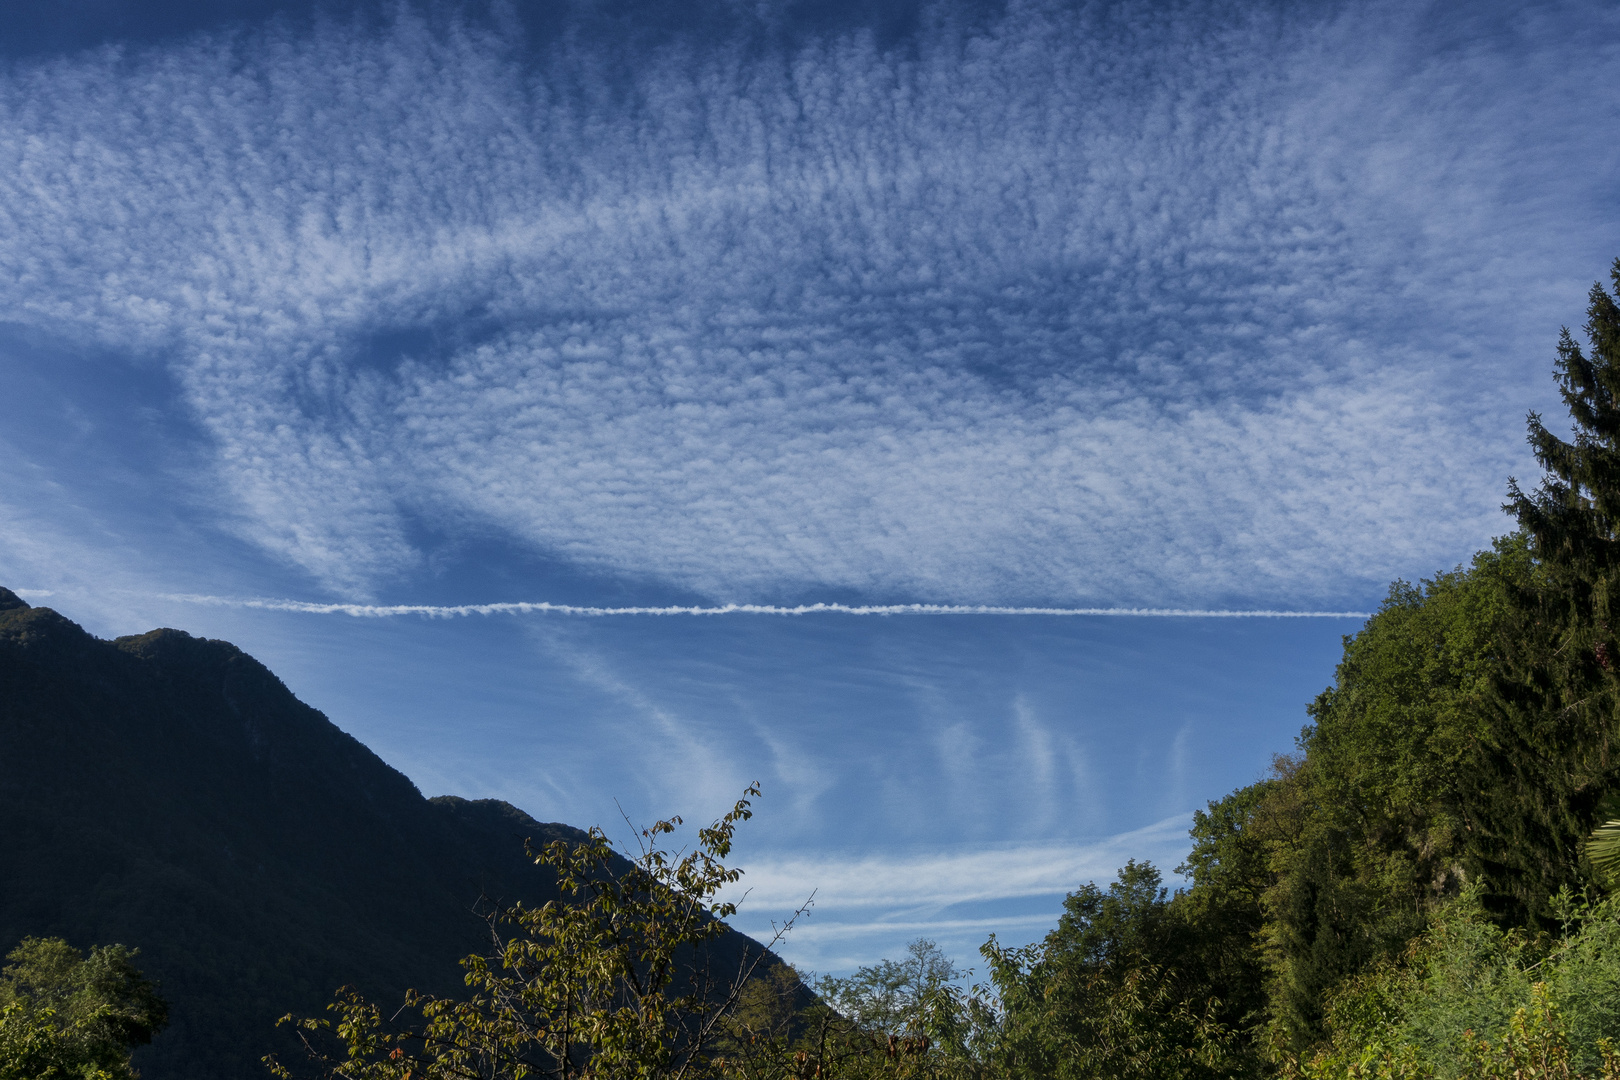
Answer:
[159,594,1371,619]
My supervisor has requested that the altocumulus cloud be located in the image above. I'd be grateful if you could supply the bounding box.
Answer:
[0,0,1613,603]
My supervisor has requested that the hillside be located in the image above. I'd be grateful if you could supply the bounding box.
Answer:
[0,588,780,1079]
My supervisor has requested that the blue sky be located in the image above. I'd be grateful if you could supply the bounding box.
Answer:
[0,0,1616,974]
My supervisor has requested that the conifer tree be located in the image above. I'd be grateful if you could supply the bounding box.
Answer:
[1469,259,1620,923]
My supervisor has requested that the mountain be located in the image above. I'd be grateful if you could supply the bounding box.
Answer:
[0,588,781,1079]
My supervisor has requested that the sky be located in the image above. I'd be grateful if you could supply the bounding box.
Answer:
[0,0,1617,975]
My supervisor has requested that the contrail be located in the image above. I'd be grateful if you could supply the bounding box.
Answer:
[158,594,1371,619]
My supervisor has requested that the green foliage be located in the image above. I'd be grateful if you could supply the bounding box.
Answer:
[0,937,167,1080]
[715,943,1003,1080]
[275,794,1017,1080]
[1481,258,1620,926]
[1453,985,1620,1080]
[0,1003,110,1080]
[1156,386,1620,1056]
[1283,545,1527,1020]
[1176,774,1283,1044]
[1583,798,1620,885]
[1280,894,1620,1080]
[271,785,796,1080]
[1168,514,1620,1056]
[1166,542,1539,1053]
[1052,266,1620,1071]
[1163,284,1620,1056]
[815,940,962,1038]
[984,861,1247,1080]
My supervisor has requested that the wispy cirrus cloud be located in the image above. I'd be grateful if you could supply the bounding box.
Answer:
[728,814,1194,913]
[0,0,1612,604]
[723,813,1197,971]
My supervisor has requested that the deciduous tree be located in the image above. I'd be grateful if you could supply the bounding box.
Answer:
[0,937,167,1080]
[270,785,801,1080]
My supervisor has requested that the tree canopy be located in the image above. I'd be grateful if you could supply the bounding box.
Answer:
[0,937,167,1080]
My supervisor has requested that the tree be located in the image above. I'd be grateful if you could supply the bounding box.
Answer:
[0,937,168,1080]
[1252,547,1528,1051]
[1277,889,1620,1080]
[1475,258,1620,925]
[814,940,962,1038]
[270,784,807,1080]
[1176,770,1291,1060]
[984,862,1243,1080]
[272,789,1012,1080]
[715,944,1001,1080]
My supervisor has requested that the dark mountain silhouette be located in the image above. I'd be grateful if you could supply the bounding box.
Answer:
[0,587,782,1079]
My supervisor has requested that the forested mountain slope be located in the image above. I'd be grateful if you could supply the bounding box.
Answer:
[0,588,778,1079]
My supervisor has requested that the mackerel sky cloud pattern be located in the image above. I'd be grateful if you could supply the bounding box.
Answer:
[1,0,1612,606]
[3,0,1620,973]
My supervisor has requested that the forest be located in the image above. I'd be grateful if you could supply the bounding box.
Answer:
[12,262,1620,1079]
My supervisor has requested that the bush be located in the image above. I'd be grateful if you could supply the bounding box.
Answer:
[1289,892,1620,1079]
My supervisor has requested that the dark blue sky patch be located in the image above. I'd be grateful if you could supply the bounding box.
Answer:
[0,324,208,499]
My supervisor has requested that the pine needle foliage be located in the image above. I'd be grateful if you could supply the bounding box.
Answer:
[1475,259,1620,925]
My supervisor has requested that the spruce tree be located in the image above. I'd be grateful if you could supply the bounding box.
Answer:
[1468,259,1620,924]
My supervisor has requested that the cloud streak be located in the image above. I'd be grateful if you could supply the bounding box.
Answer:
[728,813,1194,913]
[723,813,1198,969]
[156,593,1372,618]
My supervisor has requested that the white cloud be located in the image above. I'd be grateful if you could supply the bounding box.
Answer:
[722,813,1196,972]
[529,625,747,811]
[727,813,1194,912]
[0,0,1610,602]
[145,594,1376,617]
